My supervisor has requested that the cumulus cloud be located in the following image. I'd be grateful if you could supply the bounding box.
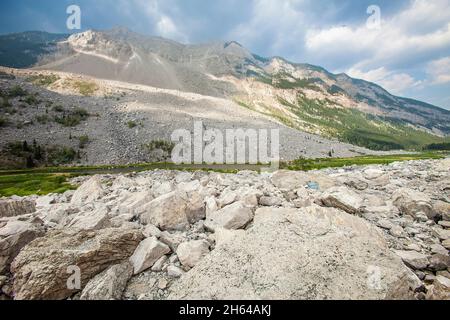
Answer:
[427,56,450,84]
[347,67,421,94]
[113,0,188,42]
[306,0,450,71]
[228,0,309,56]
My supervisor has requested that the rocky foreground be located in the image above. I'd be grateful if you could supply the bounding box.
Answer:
[1,159,449,300]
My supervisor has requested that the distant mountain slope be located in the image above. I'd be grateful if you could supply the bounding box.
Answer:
[1,28,449,151]
[0,31,68,68]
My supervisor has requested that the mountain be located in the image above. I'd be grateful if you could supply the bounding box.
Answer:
[0,31,68,68]
[1,28,449,151]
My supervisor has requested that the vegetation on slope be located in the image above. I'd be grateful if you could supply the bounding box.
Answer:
[282,152,446,171]
[278,95,450,151]
[0,152,446,196]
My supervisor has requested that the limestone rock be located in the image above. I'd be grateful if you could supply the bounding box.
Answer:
[35,195,56,209]
[442,239,450,250]
[142,224,161,238]
[218,192,237,208]
[205,201,254,231]
[151,255,168,272]
[363,169,384,180]
[167,265,184,278]
[426,276,450,300]
[0,199,35,218]
[395,250,429,270]
[259,196,282,207]
[139,191,191,230]
[159,231,185,252]
[0,218,45,274]
[11,227,143,300]
[80,262,133,300]
[66,207,110,231]
[71,176,105,205]
[129,237,170,275]
[428,254,450,272]
[118,191,153,215]
[318,186,364,215]
[432,227,450,241]
[344,177,369,191]
[205,197,218,217]
[169,206,420,300]
[392,188,433,220]
[271,171,336,191]
[176,240,210,268]
[433,201,450,221]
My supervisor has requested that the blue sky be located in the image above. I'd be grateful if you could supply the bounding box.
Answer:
[1,0,450,109]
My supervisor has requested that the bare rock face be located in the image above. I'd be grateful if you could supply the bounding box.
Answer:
[318,186,364,215]
[129,237,170,275]
[205,201,254,231]
[66,206,111,231]
[433,201,450,221]
[426,276,450,300]
[11,227,143,300]
[271,171,337,191]
[80,262,133,300]
[70,175,105,206]
[0,199,36,218]
[169,206,420,300]
[0,218,45,274]
[176,240,210,268]
[394,251,429,270]
[139,191,204,231]
[392,188,433,220]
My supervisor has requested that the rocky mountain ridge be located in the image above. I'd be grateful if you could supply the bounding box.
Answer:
[1,28,449,151]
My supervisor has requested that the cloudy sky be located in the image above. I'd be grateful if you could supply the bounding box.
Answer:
[1,0,450,109]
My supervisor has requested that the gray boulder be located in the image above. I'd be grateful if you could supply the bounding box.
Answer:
[11,227,143,300]
[169,206,420,300]
[205,201,254,231]
[80,262,133,300]
[0,199,36,218]
[129,237,170,275]
[0,218,45,274]
[318,186,364,215]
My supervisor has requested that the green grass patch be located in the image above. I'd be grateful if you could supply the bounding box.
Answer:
[282,152,446,171]
[7,85,27,98]
[0,152,446,196]
[71,80,98,96]
[143,140,175,153]
[0,173,77,197]
[0,116,9,127]
[26,74,60,86]
[78,135,90,149]
[54,107,89,127]
[279,96,450,151]
[127,120,138,129]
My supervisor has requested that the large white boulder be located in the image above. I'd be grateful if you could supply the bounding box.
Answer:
[205,201,254,231]
[11,228,143,300]
[71,176,105,205]
[318,186,364,215]
[392,188,433,220]
[169,206,421,300]
[176,240,210,268]
[129,237,170,275]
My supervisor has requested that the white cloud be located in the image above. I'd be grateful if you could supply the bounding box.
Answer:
[305,0,450,71]
[228,0,308,55]
[347,67,421,94]
[427,56,450,84]
[115,0,188,42]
